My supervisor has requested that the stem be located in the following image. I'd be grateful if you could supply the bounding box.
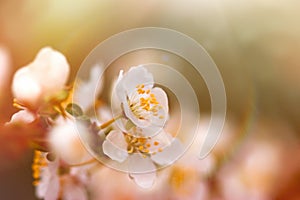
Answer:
[99,114,122,129]
[68,158,98,167]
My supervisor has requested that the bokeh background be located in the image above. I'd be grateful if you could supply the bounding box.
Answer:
[0,0,300,199]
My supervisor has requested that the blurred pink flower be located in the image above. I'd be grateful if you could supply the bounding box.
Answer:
[12,47,70,109]
[217,121,286,200]
[113,66,168,137]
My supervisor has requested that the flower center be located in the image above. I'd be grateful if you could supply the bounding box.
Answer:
[124,133,162,156]
[127,84,164,120]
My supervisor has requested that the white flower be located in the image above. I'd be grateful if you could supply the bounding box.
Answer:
[102,130,183,188]
[32,150,90,200]
[48,116,91,165]
[32,151,60,200]
[113,66,168,137]
[0,45,10,92]
[12,47,70,109]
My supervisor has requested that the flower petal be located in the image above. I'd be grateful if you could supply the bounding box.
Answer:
[62,178,88,200]
[73,64,103,112]
[116,66,154,102]
[12,67,42,106]
[130,172,156,189]
[36,158,60,200]
[103,130,128,162]
[32,47,70,95]
[128,153,156,188]
[151,138,183,166]
[6,110,36,124]
[0,46,10,91]
[151,87,169,114]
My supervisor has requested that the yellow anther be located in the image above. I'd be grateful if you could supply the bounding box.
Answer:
[127,146,134,153]
[137,89,145,94]
[159,116,164,119]
[33,171,40,179]
[143,149,150,153]
[158,148,163,152]
[146,89,150,94]
[138,138,147,143]
[146,143,151,148]
[154,141,159,146]
[32,180,39,186]
[138,145,144,151]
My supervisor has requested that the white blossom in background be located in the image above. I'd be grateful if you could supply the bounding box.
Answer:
[102,129,183,188]
[0,45,10,92]
[32,150,90,200]
[32,151,60,200]
[73,64,104,112]
[48,116,92,165]
[113,66,169,137]
[12,47,70,109]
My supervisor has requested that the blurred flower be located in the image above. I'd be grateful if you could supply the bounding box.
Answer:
[12,47,70,110]
[0,45,10,93]
[90,167,170,200]
[218,127,283,200]
[32,150,91,200]
[60,173,88,200]
[114,66,168,137]
[102,129,182,188]
[48,116,91,165]
[73,64,104,112]
[32,150,60,200]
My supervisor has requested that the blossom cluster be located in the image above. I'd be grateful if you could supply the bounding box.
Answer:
[4,47,184,199]
[2,46,297,200]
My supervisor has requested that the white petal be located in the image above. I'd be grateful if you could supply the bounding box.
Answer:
[103,130,128,162]
[128,154,157,188]
[36,158,60,200]
[151,87,169,114]
[116,66,154,102]
[62,179,88,200]
[128,153,156,174]
[0,46,10,90]
[44,175,60,200]
[12,67,42,106]
[73,65,103,112]
[130,172,156,189]
[6,110,36,124]
[147,130,171,153]
[32,47,70,95]
[151,138,183,166]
